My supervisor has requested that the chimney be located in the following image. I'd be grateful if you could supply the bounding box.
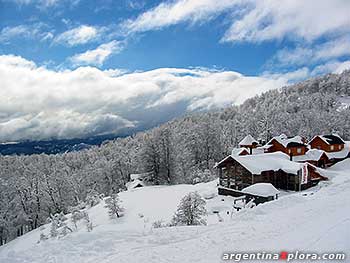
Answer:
[249,146,252,155]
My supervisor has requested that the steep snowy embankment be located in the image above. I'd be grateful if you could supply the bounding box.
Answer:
[1,161,350,263]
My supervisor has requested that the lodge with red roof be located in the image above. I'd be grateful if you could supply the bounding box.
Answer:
[215,133,349,199]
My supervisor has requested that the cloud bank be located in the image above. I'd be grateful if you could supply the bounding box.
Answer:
[0,54,291,142]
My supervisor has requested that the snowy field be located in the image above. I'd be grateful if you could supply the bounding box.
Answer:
[1,160,350,263]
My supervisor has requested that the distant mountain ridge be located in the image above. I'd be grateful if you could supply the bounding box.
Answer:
[1,70,349,156]
[0,135,117,155]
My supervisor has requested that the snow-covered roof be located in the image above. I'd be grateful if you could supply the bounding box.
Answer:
[293,149,327,162]
[267,134,305,148]
[126,179,145,190]
[250,145,272,155]
[130,174,141,181]
[311,134,345,145]
[231,147,249,156]
[239,135,258,146]
[326,145,350,159]
[242,183,280,197]
[234,152,302,174]
[130,172,153,181]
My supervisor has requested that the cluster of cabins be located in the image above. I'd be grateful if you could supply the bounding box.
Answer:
[215,134,349,202]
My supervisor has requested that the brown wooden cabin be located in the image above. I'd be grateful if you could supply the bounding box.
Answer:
[215,152,326,197]
[266,135,308,157]
[239,134,259,154]
[309,135,345,152]
[292,149,330,168]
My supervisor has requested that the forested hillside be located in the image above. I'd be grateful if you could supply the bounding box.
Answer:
[1,70,350,245]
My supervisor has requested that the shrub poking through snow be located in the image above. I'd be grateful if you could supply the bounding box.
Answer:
[105,193,123,219]
[71,210,85,230]
[50,220,59,238]
[171,192,207,226]
[39,232,48,241]
[152,220,165,229]
[85,190,101,208]
[82,211,93,232]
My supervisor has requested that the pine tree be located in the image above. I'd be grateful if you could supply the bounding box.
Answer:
[104,194,123,219]
[171,192,207,226]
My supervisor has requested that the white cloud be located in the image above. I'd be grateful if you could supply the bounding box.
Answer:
[222,0,350,43]
[123,0,350,43]
[0,54,290,142]
[262,67,310,84]
[0,23,53,43]
[122,0,239,33]
[10,0,79,9]
[311,60,350,76]
[54,25,101,46]
[272,36,350,67]
[70,40,123,66]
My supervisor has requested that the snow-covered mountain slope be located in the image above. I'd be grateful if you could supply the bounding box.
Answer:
[1,161,350,263]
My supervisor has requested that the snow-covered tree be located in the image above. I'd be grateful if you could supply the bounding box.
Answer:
[1,70,350,244]
[171,192,207,226]
[82,211,93,232]
[50,220,58,238]
[71,210,85,230]
[104,194,123,219]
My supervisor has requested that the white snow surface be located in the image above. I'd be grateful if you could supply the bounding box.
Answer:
[234,152,302,174]
[325,144,350,159]
[293,149,326,162]
[239,134,258,146]
[268,134,305,148]
[231,147,248,156]
[125,178,145,190]
[242,183,280,197]
[1,159,350,263]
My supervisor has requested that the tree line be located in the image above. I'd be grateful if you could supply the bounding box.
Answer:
[1,70,350,245]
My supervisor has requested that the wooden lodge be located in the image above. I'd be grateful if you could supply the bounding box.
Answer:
[308,134,350,164]
[239,134,258,154]
[266,134,308,157]
[293,149,329,168]
[215,152,327,198]
[309,134,345,152]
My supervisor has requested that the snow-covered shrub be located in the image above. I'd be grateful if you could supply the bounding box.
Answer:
[85,190,101,208]
[53,212,68,227]
[152,220,165,229]
[171,192,207,226]
[39,232,48,241]
[59,223,72,237]
[82,211,93,232]
[191,169,215,184]
[50,220,59,238]
[67,202,86,213]
[138,213,144,219]
[71,210,85,230]
[104,194,123,219]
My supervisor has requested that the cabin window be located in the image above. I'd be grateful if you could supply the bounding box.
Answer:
[288,149,291,154]
[330,145,334,151]
[339,145,342,150]
[297,148,302,154]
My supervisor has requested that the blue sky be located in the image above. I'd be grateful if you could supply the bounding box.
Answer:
[0,0,279,75]
[0,0,350,142]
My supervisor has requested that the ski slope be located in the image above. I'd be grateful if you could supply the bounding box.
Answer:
[1,160,350,263]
